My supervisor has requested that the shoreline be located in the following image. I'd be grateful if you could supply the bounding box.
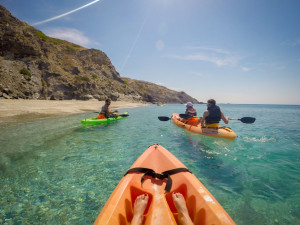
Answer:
[0,99,148,123]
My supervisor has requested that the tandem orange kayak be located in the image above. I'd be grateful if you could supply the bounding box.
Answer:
[172,113,237,140]
[93,144,236,225]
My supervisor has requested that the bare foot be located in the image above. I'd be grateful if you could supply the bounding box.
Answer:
[131,194,149,225]
[172,192,194,225]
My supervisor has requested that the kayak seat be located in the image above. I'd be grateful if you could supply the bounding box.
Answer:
[130,186,152,215]
[165,184,188,213]
[121,184,207,225]
[219,126,233,132]
[165,184,207,225]
[116,186,153,225]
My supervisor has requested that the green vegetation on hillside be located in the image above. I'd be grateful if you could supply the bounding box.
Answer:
[75,75,90,82]
[20,68,31,77]
[33,30,49,41]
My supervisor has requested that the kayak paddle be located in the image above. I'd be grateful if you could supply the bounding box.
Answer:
[179,114,255,124]
[159,114,255,124]
[94,112,129,117]
[158,114,197,121]
[158,116,171,121]
[229,117,255,123]
[179,114,193,119]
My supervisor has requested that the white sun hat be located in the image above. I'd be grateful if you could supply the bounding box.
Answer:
[186,102,193,107]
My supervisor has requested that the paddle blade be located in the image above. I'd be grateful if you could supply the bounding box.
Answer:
[158,116,171,121]
[119,114,129,117]
[179,114,192,119]
[240,117,256,123]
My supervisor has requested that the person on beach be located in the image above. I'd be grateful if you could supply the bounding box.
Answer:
[195,99,228,127]
[182,102,198,125]
[131,192,194,225]
[97,98,118,119]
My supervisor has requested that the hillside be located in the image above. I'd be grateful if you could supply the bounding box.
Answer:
[0,5,199,104]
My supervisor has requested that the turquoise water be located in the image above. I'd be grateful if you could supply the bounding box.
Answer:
[0,104,299,225]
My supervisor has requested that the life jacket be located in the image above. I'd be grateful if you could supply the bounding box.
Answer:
[185,107,197,117]
[186,117,198,125]
[205,105,221,124]
[97,114,106,119]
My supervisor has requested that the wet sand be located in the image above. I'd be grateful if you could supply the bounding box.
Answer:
[0,99,147,123]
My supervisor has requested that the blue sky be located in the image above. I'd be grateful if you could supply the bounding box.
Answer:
[2,0,300,104]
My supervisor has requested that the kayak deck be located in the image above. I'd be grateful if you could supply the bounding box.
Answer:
[172,113,237,140]
[93,144,236,225]
[81,112,128,125]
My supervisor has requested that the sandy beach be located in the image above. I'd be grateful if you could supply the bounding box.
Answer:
[0,99,147,123]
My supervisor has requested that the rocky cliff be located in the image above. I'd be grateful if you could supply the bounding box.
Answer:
[0,5,199,104]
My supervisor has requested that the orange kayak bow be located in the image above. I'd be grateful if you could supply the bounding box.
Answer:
[94,144,236,225]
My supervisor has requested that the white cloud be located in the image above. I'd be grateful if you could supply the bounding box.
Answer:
[191,71,207,77]
[169,87,183,92]
[241,67,251,72]
[154,81,165,86]
[164,53,240,67]
[186,46,230,54]
[44,27,92,46]
[164,45,241,67]
[282,38,300,46]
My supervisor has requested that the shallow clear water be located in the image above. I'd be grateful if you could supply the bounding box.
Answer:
[0,104,299,225]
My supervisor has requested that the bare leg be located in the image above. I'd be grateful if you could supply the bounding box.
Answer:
[172,192,194,225]
[131,194,149,225]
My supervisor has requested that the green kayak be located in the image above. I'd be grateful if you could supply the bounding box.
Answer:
[81,112,129,125]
